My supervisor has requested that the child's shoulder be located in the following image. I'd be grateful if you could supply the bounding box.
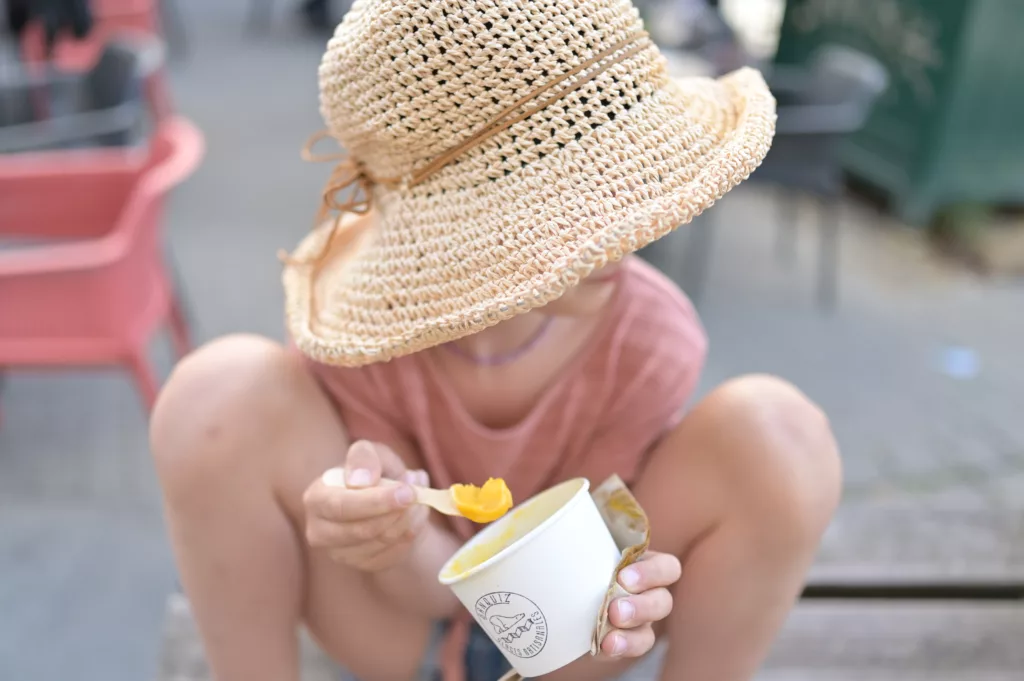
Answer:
[586,256,707,423]
[620,256,705,340]
[608,256,708,374]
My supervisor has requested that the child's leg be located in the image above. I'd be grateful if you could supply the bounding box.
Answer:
[553,374,842,681]
[150,335,434,681]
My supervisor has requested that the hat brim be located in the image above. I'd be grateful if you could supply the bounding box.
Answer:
[284,67,775,366]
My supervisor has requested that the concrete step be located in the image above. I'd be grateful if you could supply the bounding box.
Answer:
[157,595,1024,681]
[155,504,1024,681]
[811,503,1024,585]
[762,601,1024,679]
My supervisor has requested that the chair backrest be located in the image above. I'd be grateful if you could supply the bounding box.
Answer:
[0,117,202,244]
[810,44,889,113]
[83,41,142,112]
[0,38,150,153]
[0,81,36,128]
[768,44,890,137]
[755,45,890,193]
[0,148,146,242]
[117,118,204,245]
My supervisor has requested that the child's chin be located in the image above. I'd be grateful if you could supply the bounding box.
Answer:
[543,285,616,318]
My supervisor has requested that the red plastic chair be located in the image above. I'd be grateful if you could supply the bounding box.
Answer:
[19,0,174,122]
[0,117,204,412]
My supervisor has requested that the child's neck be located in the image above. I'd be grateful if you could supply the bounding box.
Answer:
[449,311,552,361]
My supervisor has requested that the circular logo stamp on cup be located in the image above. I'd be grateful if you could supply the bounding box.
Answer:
[474,591,548,659]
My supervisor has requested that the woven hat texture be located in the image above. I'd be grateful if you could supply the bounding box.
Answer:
[283,0,776,366]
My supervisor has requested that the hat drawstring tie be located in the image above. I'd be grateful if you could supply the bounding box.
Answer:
[278,32,652,273]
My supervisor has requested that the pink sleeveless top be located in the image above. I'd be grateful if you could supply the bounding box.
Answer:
[302,256,707,540]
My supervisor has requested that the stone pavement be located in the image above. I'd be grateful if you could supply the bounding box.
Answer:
[2,2,1023,681]
[679,188,1024,512]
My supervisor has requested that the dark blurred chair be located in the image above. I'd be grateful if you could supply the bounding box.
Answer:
[14,2,177,120]
[247,0,352,34]
[678,44,888,310]
[0,37,163,153]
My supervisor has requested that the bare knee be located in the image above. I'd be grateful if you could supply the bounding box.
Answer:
[698,374,842,542]
[150,334,311,499]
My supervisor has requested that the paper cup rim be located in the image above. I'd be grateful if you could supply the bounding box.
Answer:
[438,477,591,585]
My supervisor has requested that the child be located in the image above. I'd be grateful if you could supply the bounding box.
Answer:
[151,1,841,680]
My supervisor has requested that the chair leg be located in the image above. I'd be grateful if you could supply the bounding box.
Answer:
[168,295,193,360]
[680,209,716,308]
[127,348,161,412]
[145,71,176,123]
[159,0,190,60]
[817,195,840,311]
[775,188,800,265]
[164,254,194,360]
[246,0,276,34]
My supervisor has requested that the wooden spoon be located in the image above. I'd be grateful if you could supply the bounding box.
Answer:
[321,470,513,523]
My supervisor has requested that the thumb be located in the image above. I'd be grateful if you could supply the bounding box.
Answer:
[375,443,410,481]
[344,440,382,488]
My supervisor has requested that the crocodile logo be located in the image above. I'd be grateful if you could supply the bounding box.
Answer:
[474,592,548,659]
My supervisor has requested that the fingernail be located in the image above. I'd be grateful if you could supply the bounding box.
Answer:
[610,633,626,657]
[619,566,640,590]
[347,469,372,487]
[321,468,346,487]
[350,440,374,454]
[394,485,415,506]
[402,471,418,485]
[616,599,635,623]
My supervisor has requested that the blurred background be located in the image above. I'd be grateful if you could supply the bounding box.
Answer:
[1,1,1022,680]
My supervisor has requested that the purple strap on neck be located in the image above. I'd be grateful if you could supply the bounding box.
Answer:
[441,316,554,366]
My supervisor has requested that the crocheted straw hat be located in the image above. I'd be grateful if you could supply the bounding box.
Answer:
[282,0,776,367]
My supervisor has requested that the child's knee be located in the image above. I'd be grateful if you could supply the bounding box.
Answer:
[150,334,302,491]
[701,374,841,540]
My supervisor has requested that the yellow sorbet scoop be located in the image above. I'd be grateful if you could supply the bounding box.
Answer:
[325,470,513,524]
[412,477,513,523]
[449,478,515,523]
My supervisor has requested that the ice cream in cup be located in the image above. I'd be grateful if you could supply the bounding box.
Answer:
[438,478,622,678]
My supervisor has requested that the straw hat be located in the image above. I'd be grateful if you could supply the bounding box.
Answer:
[282,0,776,367]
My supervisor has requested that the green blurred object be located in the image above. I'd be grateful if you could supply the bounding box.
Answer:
[775,0,1024,226]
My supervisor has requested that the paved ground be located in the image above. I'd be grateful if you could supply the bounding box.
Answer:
[2,3,1023,681]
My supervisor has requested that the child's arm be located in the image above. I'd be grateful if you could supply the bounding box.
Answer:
[371,517,463,619]
[304,440,462,619]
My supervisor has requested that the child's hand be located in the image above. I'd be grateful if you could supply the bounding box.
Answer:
[600,551,682,660]
[303,440,430,572]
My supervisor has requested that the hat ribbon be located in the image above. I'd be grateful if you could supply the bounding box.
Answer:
[278,30,652,270]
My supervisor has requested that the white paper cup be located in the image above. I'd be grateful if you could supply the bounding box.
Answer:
[438,478,621,678]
